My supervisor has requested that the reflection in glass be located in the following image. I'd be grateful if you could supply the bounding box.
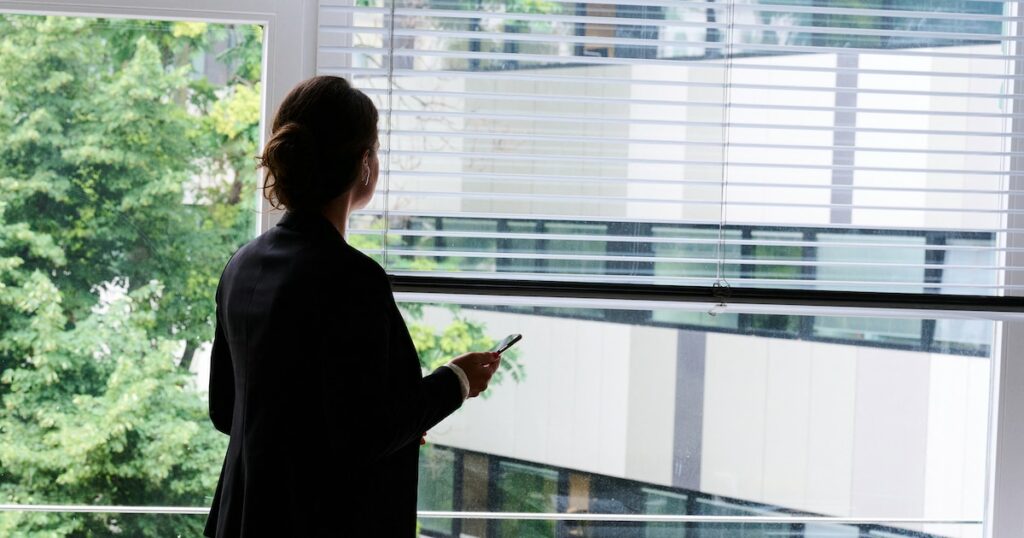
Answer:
[409,300,990,537]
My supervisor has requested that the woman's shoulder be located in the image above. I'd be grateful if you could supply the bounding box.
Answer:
[300,239,389,289]
[339,240,386,274]
[222,226,387,287]
[336,241,392,292]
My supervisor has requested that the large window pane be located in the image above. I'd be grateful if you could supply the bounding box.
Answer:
[406,297,991,537]
[326,0,1019,295]
[0,12,263,536]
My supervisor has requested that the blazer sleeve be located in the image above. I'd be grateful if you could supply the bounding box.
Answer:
[208,290,234,434]
[323,274,463,461]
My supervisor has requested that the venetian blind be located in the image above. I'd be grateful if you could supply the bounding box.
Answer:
[317,0,1023,295]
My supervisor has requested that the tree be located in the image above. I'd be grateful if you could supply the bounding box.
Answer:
[0,14,246,536]
[0,13,521,536]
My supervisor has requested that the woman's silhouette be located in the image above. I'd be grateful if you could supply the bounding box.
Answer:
[203,76,500,537]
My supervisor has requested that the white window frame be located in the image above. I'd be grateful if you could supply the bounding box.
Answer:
[0,0,316,233]
[986,4,1024,534]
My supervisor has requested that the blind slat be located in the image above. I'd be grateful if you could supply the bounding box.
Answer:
[327,26,1017,62]
[380,189,1022,215]
[324,0,1014,19]
[381,118,1021,158]
[384,149,1019,171]
[378,268,1024,291]
[350,228,1022,252]
[354,209,1016,235]
[326,6,1016,43]
[326,47,1020,80]
[324,66,1016,100]
[388,170,1020,194]
[368,248,1012,273]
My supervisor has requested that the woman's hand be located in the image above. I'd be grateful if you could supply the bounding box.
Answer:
[450,352,501,398]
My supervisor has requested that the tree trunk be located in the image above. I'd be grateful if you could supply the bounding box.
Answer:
[179,340,199,371]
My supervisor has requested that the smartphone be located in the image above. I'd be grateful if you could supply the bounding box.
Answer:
[489,333,522,355]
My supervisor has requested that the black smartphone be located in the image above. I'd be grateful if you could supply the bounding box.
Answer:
[489,333,522,355]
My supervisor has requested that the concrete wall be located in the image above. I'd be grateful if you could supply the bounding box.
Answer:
[423,307,989,536]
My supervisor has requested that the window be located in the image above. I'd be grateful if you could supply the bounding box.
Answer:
[322,0,1024,535]
[325,0,1021,295]
[0,0,314,533]
[406,300,990,537]
[3,0,1024,535]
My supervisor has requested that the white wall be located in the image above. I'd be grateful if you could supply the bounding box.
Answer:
[423,308,989,536]
[700,333,989,536]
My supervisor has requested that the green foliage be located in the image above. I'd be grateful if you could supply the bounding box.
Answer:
[0,12,520,537]
[348,222,525,388]
[406,305,524,393]
[0,13,253,536]
[0,285,225,537]
[0,14,257,356]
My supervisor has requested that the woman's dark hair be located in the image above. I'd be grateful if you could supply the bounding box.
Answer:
[260,76,378,212]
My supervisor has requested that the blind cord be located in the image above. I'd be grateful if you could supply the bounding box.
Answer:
[382,0,398,271]
[710,0,736,316]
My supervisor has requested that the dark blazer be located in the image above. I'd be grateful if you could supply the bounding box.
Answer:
[204,211,463,537]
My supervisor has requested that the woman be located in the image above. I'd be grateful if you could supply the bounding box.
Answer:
[204,76,500,537]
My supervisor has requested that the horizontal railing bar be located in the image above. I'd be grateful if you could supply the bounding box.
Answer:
[0,504,209,515]
[414,511,984,524]
[0,504,985,524]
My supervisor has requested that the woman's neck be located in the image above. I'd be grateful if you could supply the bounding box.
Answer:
[321,193,355,237]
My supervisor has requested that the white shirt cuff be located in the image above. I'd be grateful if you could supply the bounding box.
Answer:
[443,362,470,400]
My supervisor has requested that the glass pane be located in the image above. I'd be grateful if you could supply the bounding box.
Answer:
[814,316,923,347]
[544,222,608,275]
[405,298,990,537]
[333,0,1016,295]
[497,462,560,536]
[0,12,263,535]
[418,446,457,536]
[816,234,926,293]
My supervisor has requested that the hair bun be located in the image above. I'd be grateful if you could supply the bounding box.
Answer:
[260,122,316,209]
[259,76,379,212]
[269,122,314,162]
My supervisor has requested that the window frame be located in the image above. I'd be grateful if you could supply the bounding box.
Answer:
[986,3,1024,535]
[0,0,316,235]
[350,0,1024,534]
[1,0,1022,536]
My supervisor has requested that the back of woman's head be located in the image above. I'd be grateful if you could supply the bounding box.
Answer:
[260,76,378,212]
